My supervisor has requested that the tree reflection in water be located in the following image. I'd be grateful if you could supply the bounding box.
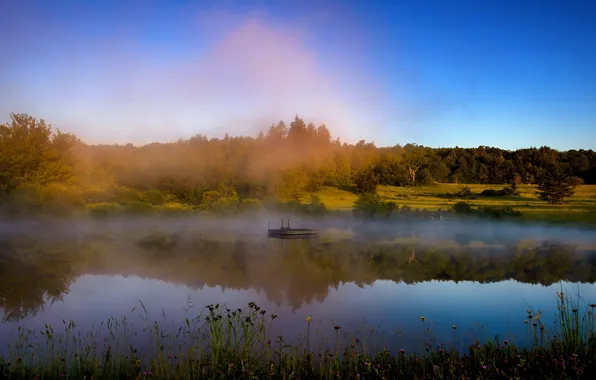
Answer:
[0,229,594,322]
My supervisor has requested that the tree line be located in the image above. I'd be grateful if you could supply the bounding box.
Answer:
[0,113,594,214]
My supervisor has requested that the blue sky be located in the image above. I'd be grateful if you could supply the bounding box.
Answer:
[1,0,595,149]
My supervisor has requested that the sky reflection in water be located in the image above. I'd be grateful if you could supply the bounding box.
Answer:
[1,220,596,355]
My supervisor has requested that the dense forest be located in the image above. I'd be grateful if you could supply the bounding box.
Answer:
[0,113,594,215]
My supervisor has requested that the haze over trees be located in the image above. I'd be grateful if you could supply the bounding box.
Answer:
[0,113,595,215]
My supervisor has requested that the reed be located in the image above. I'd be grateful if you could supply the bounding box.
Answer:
[1,289,595,379]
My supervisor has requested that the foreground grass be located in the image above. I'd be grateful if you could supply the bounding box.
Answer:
[1,290,596,379]
[315,184,596,224]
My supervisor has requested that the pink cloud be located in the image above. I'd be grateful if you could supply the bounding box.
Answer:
[3,8,402,145]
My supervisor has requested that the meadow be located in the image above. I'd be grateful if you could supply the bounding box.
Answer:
[314,184,596,225]
[4,182,596,226]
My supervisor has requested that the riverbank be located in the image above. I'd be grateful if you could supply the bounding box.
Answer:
[1,290,595,379]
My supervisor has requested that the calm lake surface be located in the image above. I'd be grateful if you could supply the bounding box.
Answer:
[1,217,596,356]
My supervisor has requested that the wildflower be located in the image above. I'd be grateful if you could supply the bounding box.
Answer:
[452,324,456,330]
[399,349,405,354]
[306,315,312,324]
[482,365,487,369]
[334,325,341,331]
[148,372,152,376]
[419,316,426,322]
[59,375,65,379]
[504,340,509,345]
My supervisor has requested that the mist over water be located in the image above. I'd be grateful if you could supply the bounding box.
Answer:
[1,215,596,356]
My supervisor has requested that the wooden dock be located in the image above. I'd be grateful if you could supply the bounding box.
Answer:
[268,219,319,239]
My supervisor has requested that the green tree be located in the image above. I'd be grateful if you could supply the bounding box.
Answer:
[536,163,581,204]
[354,166,379,194]
[0,113,75,193]
[402,149,427,185]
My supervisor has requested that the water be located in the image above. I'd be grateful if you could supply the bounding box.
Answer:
[1,217,596,357]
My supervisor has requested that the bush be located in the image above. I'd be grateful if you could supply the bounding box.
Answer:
[40,184,85,216]
[301,195,328,216]
[238,198,265,213]
[452,202,522,219]
[202,188,240,215]
[481,186,518,197]
[353,193,396,220]
[477,205,522,218]
[6,184,43,214]
[3,183,84,217]
[452,201,474,214]
[124,201,155,215]
[139,189,166,205]
[157,202,195,217]
[454,186,471,198]
[113,186,141,205]
[87,202,122,218]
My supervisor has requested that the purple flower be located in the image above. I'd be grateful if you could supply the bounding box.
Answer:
[482,365,487,369]
[59,375,65,379]
[504,340,509,345]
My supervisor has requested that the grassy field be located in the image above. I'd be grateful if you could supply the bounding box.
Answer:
[314,183,596,224]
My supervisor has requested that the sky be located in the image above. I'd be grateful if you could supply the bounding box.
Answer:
[1,0,595,150]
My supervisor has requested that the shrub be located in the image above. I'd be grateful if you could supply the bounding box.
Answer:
[112,186,141,205]
[452,201,474,214]
[454,186,471,198]
[353,193,396,220]
[481,186,518,197]
[238,198,265,213]
[139,189,166,205]
[157,202,195,217]
[40,184,85,216]
[477,205,522,218]
[87,202,122,218]
[202,188,240,215]
[302,195,327,216]
[6,183,43,214]
[124,201,155,215]
[452,202,522,219]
